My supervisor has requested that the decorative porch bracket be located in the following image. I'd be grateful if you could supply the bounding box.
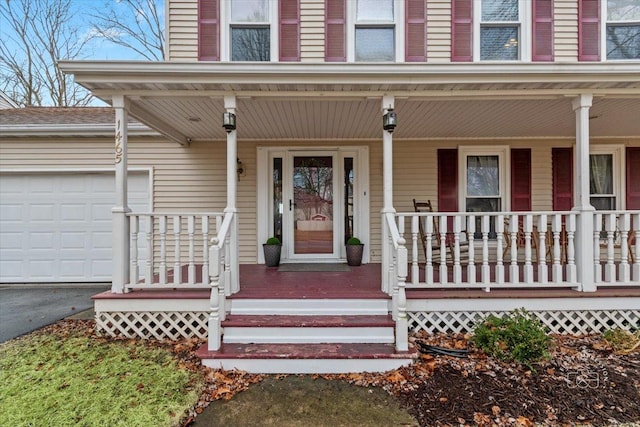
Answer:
[572,94,596,292]
[112,95,131,294]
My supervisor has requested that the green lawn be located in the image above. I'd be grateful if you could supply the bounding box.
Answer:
[0,326,203,427]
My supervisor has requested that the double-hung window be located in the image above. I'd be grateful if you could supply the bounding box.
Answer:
[353,0,397,61]
[590,146,623,210]
[476,0,530,61]
[229,0,272,61]
[605,0,640,59]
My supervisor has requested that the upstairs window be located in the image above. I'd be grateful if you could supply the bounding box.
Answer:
[478,0,523,60]
[230,0,271,61]
[354,0,396,61]
[605,0,640,59]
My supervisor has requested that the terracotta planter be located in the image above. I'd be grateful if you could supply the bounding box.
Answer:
[263,244,281,267]
[346,244,364,266]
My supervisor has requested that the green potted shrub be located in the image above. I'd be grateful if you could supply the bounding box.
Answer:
[263,236,282,267]
[346,237,364,266]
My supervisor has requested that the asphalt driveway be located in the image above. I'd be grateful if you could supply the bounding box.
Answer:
[0,284,109,342]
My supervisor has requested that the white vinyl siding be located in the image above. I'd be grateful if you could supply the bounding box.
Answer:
[301,0,325,62]
[554,0,579,62]
[167,0,199,61]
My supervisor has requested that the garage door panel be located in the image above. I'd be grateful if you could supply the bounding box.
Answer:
[0,172,149,283]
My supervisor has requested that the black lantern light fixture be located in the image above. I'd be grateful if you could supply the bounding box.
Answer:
[222,111,236,133]
[383,109,397,133]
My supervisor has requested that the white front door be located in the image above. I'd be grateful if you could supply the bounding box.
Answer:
[257,146,369,264]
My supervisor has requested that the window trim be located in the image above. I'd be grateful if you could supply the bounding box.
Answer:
[473,0,531,62]
[458,145,510,212]
[220,0,279,62]
[601,0,640,61]
[589,144,625,209]
[346,0,405,62]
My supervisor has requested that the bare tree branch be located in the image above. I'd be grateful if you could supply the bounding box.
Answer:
[90,0,165,61]
[0,0,93,106]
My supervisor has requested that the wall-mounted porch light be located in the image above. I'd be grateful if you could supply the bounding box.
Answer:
[383,109,397,133]
[222,112,236,133]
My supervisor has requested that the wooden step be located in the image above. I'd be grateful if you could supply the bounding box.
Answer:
[229,298,389,315]
[222,315,395,344]
[197,342,417,374]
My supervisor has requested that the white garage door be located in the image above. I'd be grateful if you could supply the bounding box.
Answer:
[0,172,149,283]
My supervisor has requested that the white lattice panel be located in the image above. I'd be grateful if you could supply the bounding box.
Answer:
[96,311,208,340]
[408,310,640,335]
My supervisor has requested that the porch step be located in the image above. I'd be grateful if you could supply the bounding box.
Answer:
[197,342,417,374]
[229,298,389,316]
[222,315,395,344]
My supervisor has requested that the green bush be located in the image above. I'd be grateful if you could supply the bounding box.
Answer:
[346,237,361,245]
[266,237,281,245]
[471,308,551,369]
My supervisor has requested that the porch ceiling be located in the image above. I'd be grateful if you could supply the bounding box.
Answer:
[60,61,640,143]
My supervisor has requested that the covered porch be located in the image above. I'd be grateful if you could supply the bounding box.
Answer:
[61,62,640,362]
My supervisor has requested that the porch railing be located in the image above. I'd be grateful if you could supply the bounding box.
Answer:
[383,212,409,352]
[125,212,224,290]
[208,210,237,351]
[393,210,640,291]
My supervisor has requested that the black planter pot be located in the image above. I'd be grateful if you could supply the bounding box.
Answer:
[263,244,282,267]
[346,244,364,266]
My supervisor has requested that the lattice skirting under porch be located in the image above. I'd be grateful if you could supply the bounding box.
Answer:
[408,310,640,335]
[95,311,209,340]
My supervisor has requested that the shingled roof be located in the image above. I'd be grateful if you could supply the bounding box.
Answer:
[0,107,140,126]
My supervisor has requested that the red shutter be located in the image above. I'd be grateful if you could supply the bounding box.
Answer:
[578,0,600,61]
[198,0,220,61]
[280,0,300,61]
[451,0,473,62]
[552,148,573,210]
[405,0,426,62]
[511,149,532,211]
[438,149,459,212]
[532,0,554,61]
[626,147,640,209]
[325,0,346,61]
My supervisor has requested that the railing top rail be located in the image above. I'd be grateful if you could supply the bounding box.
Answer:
[384,212,404,250]
[396,210,577,218]
[126,211,225,217]
[593,210,640,215]
[211,211,234,249]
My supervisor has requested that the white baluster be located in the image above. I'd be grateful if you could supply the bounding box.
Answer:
[537,215,548,284]
[425,215,434,285]
[411,216,419,285]
[495,214,504,284]
[173,215,182,285]
[523,214,534,283]
[619,213,630,283]
[551,214,562,283]
[605,213,616,283]
[566,214,577,283]
[159,215,167,285]
[509,214,519,284]
[453,215,462,284]
[145,215,154,285]
[129,215,139,286]
[439,215,448,285]
[634,213,640,281]
[208,242,221,351]
[202,216,210,285]
[188,216,196,285]
[395,242,409,352]
[593,213,602,283]
[467,215,476,285]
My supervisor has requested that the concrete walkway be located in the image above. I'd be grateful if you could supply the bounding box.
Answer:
[0,284,109,342]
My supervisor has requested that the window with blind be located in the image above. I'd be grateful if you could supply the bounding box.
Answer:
[605,0,640,59]
[354,0,396,61]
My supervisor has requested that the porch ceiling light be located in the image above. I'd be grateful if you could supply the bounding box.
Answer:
[222,112,236,133]
[383,109,397,133]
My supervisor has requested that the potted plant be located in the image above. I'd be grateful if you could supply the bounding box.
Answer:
[346,237,364,266]
[263,236,282,267]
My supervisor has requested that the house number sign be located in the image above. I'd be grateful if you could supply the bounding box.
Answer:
[115,119,123,164]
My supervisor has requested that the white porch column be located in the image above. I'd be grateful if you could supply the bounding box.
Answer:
[224,95,240,293]
[112,95,131,294]
[572,94,596,292]
[381,96,395,293]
